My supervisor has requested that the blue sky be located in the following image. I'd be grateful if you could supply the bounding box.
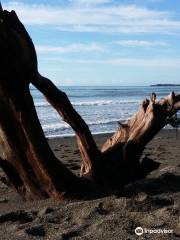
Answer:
[3,0,180,86]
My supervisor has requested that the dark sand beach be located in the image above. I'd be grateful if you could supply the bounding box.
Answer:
[0,130,180,240]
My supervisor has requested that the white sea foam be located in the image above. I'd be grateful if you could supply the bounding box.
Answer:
[46,130,115,139]
[42,118,124,131]
[42,122,69,131]
[35,102,50,107]
[35,99,141,107]
[71,99,141,106]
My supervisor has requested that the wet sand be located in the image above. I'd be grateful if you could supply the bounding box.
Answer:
[0,130,180,239]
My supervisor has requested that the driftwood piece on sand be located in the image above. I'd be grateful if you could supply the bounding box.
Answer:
[0,7,180,201]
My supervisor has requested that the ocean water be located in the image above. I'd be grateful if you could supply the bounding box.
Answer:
[30,85,180,138]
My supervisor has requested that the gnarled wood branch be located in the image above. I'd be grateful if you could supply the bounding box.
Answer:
[102,92,180,161]
[33,75,101,180]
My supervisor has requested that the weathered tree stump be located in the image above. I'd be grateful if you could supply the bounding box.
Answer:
[0,7,179,201]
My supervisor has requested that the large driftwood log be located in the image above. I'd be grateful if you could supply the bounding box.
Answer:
[0,9,93,200]
[0,8,180,200]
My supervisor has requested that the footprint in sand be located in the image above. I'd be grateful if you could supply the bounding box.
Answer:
[126,195,174,212]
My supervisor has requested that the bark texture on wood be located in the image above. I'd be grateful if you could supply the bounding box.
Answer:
[102,92,180,155]
[33,75,101,180]
[0,77,85,200]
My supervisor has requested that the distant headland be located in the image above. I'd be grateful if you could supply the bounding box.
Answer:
[150,84,180,87]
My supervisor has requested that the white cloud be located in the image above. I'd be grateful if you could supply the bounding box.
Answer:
[42,57,180,68]
[3,1,180,34]
[74,58,180,67]
[115,40,168,47]
[70,0,110,7]
[36,43,105,53]
[147,0,164,2]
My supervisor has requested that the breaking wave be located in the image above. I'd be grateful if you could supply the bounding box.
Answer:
[35,99,141,107]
